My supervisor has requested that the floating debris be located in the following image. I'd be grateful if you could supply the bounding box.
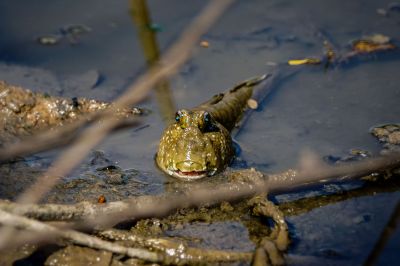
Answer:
[349,148,372,158]
[287,34,396,70]
[200,40,210,48]
[37,35,61,46]
[288,58,321,66]
[366,34,390,44]
[352,34,396,53]
[324,149,371,164]
[247,98,258,109]
[37,24,91,46]
[60,24,91,44]
[61,24,92,35]
[352,40,396,53]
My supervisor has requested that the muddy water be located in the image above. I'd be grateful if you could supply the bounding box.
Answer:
[0,0,400,265]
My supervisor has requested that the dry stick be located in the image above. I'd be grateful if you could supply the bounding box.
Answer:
[0,0,235,249]
[0,209,162,263]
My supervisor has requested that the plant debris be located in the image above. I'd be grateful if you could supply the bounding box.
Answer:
[288,58,321,65]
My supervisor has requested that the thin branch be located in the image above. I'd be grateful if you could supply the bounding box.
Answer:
[0,209,162,263]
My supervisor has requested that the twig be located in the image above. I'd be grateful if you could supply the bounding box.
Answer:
[0,209,162,263]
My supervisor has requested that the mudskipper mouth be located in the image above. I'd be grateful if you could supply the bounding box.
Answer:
[174,169,208,179]
[170,160,210,180]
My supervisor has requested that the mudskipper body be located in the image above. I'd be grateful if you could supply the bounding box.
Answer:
[156,75,268,180]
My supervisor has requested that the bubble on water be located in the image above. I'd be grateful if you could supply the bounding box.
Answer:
[37,35,61,45]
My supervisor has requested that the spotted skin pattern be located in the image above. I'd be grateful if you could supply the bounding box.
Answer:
[156,75,268,180]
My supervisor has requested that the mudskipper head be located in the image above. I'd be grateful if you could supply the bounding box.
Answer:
[156,109,233,180]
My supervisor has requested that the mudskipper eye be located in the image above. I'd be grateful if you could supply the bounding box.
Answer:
[176,110,187,129]
[204,112,211,124]
[203,112,218,132]
[175,111,182,123]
